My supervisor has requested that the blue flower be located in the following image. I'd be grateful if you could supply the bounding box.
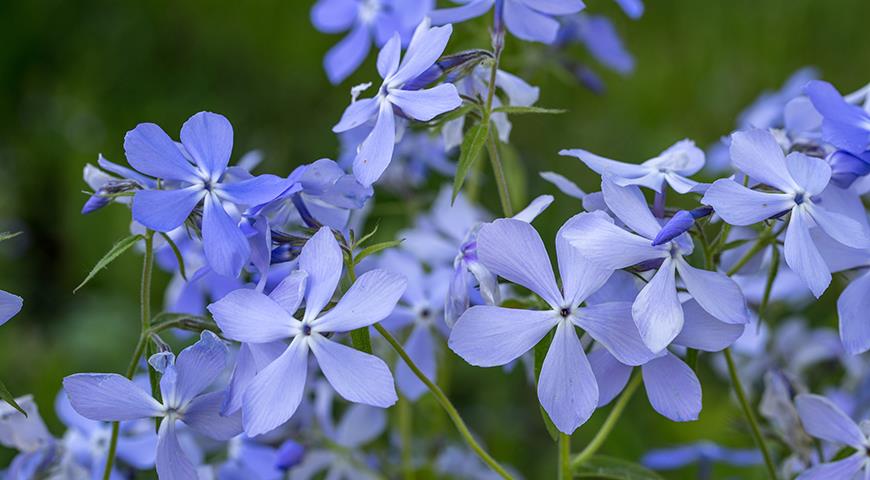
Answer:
[431,0,586,44]
[795,393,870,479]
[564,178,750,352]
[560,139,707,194]
[448,217,656,433]
[125,111,292,278]
[556,15,635,75]
[63,331,243,479]
[806,80,870,155]
[641,441,762,473]
[0,289,22,327]
[310,0,433,84]
[82,154,156,214]
[333,20,462,186]
[207,227,406,436]
[702,129,870,297]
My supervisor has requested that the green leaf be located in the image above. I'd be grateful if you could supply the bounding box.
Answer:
[493,105,566,115]
[354,240,403,265]
[158,232,187,281]
[429,102,477,126]
[0,231,22,243]
[350,327,373,354]
[74,234,144,293]
[574,455,666,479]
[0,379,25,416]
[354,223,381,249]
[686,348,699,371]
[451,123,490,202]
[533,331,559,442]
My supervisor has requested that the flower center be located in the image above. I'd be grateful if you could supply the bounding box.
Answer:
[793,191,805,205]
[302,324,312,336]
[559,307,571,318]
[359,0,381,24]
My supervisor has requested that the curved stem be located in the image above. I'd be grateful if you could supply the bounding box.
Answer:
[481,25,513,217]
[102,230,155,480]
[373,324,514,480]
[572,374,641,467]
[723,348,778,479]
[558,433,571,480]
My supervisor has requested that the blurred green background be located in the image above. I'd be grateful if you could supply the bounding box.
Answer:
[2,0,869,477]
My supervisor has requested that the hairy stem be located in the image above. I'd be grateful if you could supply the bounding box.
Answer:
[724,348,778,479]
[103,230,155,480]
[373,324,514,479]
[572,374,641,467]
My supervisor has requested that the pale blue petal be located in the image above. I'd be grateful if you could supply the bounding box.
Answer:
[354,102,397,187]
[807,203,870,249]
[174,331,227,405]
[701,179,794,226]
[324,24,372,85]
[310,335,397,407]
[124,123,199,182]
[377,33,401,79]
[563,211,667,270]
[477,219,563,307]
[614,0,644,18]
[389,84,462,121]
[729,129,798,192]
[449,306,558,366]
[524,0,585,15]
[556,213,614,308]
[180,112,233,180]
[335,404,387,448]
[633,259,682,352]
[796,454,865,480]
[217,175,292,207]
[391,23,453,86]
[538,321,598,434]
[786,152,831,196]
[675,257,749,325]
[132,186,205,232]
[838,271,870,355]
[208,288,299,343]
[63,374,163,422]
[0,290,23,326]
[243,337,309,436]
[396,325,435,401]
[573,302,655,366]
[540,171,585,199]
[222,342,285,415]
[202,194,250,278]
[641,353,701,421]
[313,269,406,333]
[268,270,308,314]
[430,0,493,25]
[588,348,633,407]
[156,418,198,480]
[310,0,357,33]
[795,394,865,447]
[559,149,650,182]
[333,98,379,133]
[503,0,560,43]
[513,194,554,223]
[784,207,831,297]
[674,300,745,352]
[299,227,343,321]
[181,391,242,440]
[600,178,662,239]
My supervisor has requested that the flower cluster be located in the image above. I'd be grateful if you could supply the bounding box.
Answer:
[5,2,870,480]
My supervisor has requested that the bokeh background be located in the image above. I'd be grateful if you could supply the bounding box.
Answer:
[2,0,869,477]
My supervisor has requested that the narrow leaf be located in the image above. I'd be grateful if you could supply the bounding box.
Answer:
[452,123,490,201]
[0,232,22,243]
[574,455,666,480]
[0,379,25,416]
[351,327,373,354]
[493,106,566,115]
[354,223,381,249]
[158,232,187,281]
[74,234,144,293]
[354,240,403,265]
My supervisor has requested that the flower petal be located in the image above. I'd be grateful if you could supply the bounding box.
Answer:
[430,0,493,25]
[729,129,798,192]
[323,23,372,85]
[299,226,343,321]
[786,152,831,196]
[217,175,292,207]
[675,257,749,325]
[173,331,228,405]
[313,269,407,333]
[838,271,870,355]
[124,123,199,182]
[796,454,865,480]
[388,84,462,121]
[795,394,865,447]
[353,102,397,187]
[601,178,662,240]
[784,207,831,297]
[503,0,560,43]
[538,321,598,434]
[573,302,655,366]
[63,374,163,422]
[333,98,379,133]
[156,418,198,480]
[181,391,242,441]
[396,325,436,401]
[376,33,401,79]
[449,306,558,367]
[641,353,701,421]
[208,289,299,343]
[477,218,562,307]
[0,290,23,326]
[180,112,233,180]
[588,348,634,407]
[563,211,667,270]
[540,171,585,199]
[202,194,251,278]
[268,270,308,314]
[310,335,397,408]
[673,300,745,352]
[243,337,309,436]
[310,0,357,33]
[633,259,682,352]
[807,203,870,249]
[556,213,614,308]
[560,149,650,185]
[391,23,453,86]
[335,404,387,448]
[701,179,795,226]
[132,186,205,232]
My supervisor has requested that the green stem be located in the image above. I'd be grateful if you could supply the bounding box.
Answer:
[373,324,514,480]
[572,374,641,467]
[486,132,513,217]
[723,348,778,479]
[558,433,571,480]
[725,236,770,276]
[399,395,414,480]
[102,230,155,480]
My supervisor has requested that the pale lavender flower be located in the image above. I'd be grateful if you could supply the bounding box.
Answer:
[560,139,707,194]
[64,331,243,479]
[217,435,287,480]
[208,227,406,436]
[565,178,749,352]
[310,0,433,84]
[0,289,22,327]
[642,441,762,475]
[0,395,77,479]
[556,15,634,75]
[806,80,870,155]
[333,20,462,186]
[449,217,655,433]
[795,394,870,479]
[702,129,870,297]
[431,0,586,44]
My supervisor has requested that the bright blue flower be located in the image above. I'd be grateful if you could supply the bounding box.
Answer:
[275,440,305,471]
[208,227,406,436]
[218,435,288,480]
[838,267,870,355]
[702,129,870,297]
[431,0,585,44]
[565,178,750,352]
[806,80,870,155]
[739,67,818,130]
[561,139,707,194]
[641,441,762,474]
[795,393,870,479]
[333,20,462,186]
[556,15,634,75]
[125,111,292,277]
[828,149,870,189]
[310,0,433,84]
[651,206,712,246]
[448,217,656,433]
[63,331,243,479]
[82,154,156,215]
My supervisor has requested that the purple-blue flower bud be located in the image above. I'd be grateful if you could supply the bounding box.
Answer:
[275,440,305,470]
[828,149,870,188]
[652,206,713,246]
